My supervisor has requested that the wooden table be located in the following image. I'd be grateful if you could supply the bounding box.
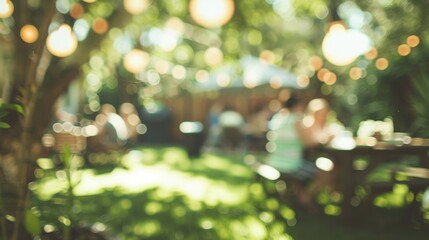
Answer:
[309,138,429,221]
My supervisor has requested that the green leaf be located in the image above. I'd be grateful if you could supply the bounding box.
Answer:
[61,145,73,170]
[24,209,41,236]
[7,104,23,114]
[0,122,10,128]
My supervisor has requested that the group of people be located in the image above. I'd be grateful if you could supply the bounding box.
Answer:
[203,94,338,210]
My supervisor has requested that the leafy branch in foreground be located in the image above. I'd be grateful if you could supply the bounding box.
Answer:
[0,102,23,128]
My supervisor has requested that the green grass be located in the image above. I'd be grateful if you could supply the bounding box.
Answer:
[32,145,429,239]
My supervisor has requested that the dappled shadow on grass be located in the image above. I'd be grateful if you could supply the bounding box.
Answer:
[34,185,295,239]
[76,188,290,239]
[33,146,295,239]
[32,145,429,239]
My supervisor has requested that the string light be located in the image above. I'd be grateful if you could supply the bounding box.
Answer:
[375,58,389,71]
[20,25,39,43]
[46,24,78,57]
[308,56,324,71]
[92,18,109,34]
[317,68,329,82]
[322,22,371,66]
[323,72,337,85]
[364,48,378,60]
[296,75,310,88]
[70,3,84,19]
[406,35,420,47]
[0,0,14,18]
[189,0,235,28]
[123,49,150,74]
[397,44,411,56]
[349,67,362,80]
[124,0,149,15]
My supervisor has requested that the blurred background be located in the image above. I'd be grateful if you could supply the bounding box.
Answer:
[1,0,429,239]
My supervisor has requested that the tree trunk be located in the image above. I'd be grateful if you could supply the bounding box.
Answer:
[0,3,132,239]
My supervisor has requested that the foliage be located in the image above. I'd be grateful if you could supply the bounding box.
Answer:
[409,70,429,137]
[0,102,23,128]
[31,146,429,239]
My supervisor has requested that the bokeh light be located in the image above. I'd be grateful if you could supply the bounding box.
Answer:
[397,44,411,56]
[297,75,310,88]
[323,72,337,85]
[92,18,109,34]
[260,50,276,64]
[123,49,150,74]
[165,17,185,35]
[375,58,389,71]
[73,19,90,41]
[308,56,323,71]
[204,47,223,66]
[154,60,170,74]
[70,3,84,19]
[171,65,187,80]
[406,35,420,47]
[317,68,329,82]
[216,73,231,87]
[124,0,149,15]
[20,25,39,43]
[269,76,282,89]
[189,0,235,28]
[364,48,378,60]
[278,89,291,102]
[349,67,362,80]
[195,69,209,83]
[322,22,371,66]
[0,0,14,18]
[46,24,78,57]
[315,157,334,171]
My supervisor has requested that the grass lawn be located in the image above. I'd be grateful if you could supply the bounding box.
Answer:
[32,145,429,239]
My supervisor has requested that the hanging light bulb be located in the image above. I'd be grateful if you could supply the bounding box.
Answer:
[0,0,14,18]
[322,22,371,66]
[20,24,39,43]
[123,49,150,73]
[46,24,78,57]
[124,0,149,15]
[189,0,234,28]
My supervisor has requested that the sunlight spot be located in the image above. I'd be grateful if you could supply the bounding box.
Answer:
[280,207,295,220]
[315,157,334,171]
[256,164,280,180]
[145,202,163,215]
[324,204,341,216]
[36,158,55,170]
[91,222,106,232]
[200,219,214,229]
[259,211,274,223]
[58,216,71,226]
